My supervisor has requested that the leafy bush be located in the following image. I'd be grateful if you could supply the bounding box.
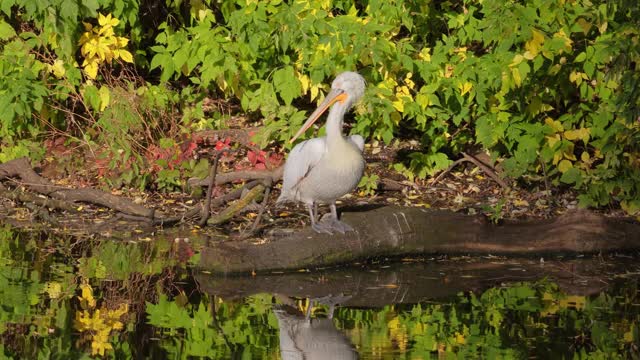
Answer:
[146,0,639,210]
[0,0,638,210]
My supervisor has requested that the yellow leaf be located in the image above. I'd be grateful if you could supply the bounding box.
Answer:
[546,135,561,148]
[310,84,320,101]
[405,72,415,90]
[396,85,411,97]
[569,71,587,84]
[45,282,62,299]
[79,283,96,309]
[98,86,110,112]
[117,49,133,63]
[116,36,129,47]
[558,159,573,173]
[392,98,405,113]
[563,128,590,142]
[553,29,573,52]
[624,330,634,343]
[458,81,472,96]
[581,151,590,162]
[511,67,522,87]
[299,74,310,94]
[418,47,431,62]
[49,59,66,78]
[454,47,467,60]
[525,29,545,57]
[598,21,608,34]
[98,13,120,28]
[544,117,564,133]
[510,54,524,67]
[444,64,454,78]
[388,317,400,329]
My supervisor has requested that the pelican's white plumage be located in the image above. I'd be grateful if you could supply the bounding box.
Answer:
[277,71,366,234]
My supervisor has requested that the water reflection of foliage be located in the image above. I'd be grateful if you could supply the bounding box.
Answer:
[0,226,192,358]
[0,224,639,358]
[146,293,280,358]
[335,281,639,358]
[74,282,129,356]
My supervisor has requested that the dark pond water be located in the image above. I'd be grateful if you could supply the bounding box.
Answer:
[0,225,639,359]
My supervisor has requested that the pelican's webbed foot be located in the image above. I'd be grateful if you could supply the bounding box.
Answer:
[319,218,354,234]
[312,222,335,235]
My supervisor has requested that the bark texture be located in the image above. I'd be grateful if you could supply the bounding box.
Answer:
[200,205,640,273]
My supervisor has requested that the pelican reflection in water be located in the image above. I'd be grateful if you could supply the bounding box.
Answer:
[274,295,357,360]
[276,72,366,234]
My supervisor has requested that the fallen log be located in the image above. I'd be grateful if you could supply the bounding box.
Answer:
[199,205,640,274]
[0,157,272,228]
[0,157,154,217]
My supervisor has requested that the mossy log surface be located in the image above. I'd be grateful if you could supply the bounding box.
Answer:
[199,205,640,274]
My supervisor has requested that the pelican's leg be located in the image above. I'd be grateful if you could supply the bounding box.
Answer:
[307,203,333,235]
[319,203,354,234]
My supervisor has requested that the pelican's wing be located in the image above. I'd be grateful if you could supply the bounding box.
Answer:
[348,134,365,152]
[277,137,327,203]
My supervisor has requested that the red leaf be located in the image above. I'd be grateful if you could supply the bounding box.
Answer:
[247,150,258,165]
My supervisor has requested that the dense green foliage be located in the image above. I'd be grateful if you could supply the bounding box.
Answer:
[0,0,639,210]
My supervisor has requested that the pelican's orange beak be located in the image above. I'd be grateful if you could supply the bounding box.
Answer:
[289,88,348,144]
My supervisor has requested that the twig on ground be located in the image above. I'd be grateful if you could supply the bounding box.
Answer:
[431,152,509,189]
[208,183,265,226]
[200,152,222,227]
[188,166,283,187]
[240,179,273,238]
[210,180,261,208]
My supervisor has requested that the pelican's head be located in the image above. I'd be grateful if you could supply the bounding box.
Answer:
[330,71,366,108]
[290,71,366,143]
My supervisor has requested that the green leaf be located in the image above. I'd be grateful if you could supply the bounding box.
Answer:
[0,20,15,40]
[560,167,581,185]
[273,66,301,105]
[0,0,15,16]
[574,52,586,63]
[98,86,111,112]
[82,85,100,112]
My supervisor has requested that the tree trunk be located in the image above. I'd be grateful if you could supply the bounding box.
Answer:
[199,205,640,274]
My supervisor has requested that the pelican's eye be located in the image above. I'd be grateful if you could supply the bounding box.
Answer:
[335,92,348,103]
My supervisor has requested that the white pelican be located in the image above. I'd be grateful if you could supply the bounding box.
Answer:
[276,71,366,235]
[274,301,358,360]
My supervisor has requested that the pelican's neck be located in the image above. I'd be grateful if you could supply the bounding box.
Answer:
[325,101,349,146]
